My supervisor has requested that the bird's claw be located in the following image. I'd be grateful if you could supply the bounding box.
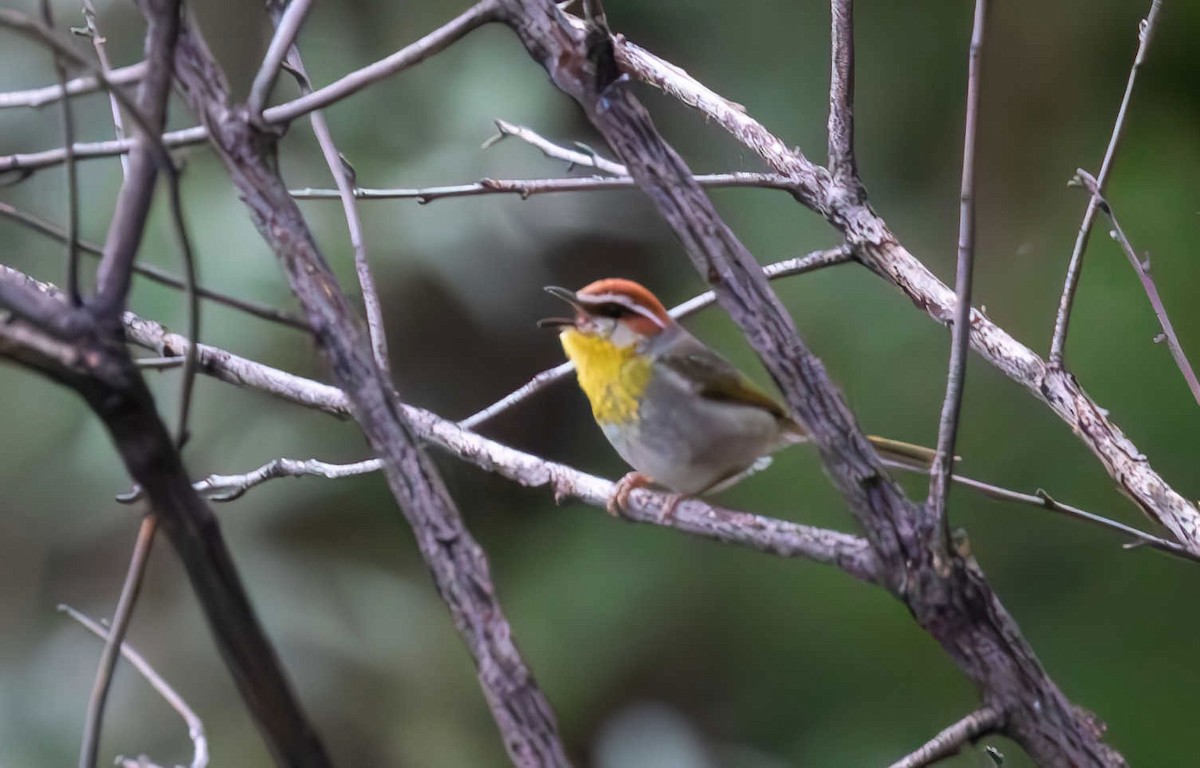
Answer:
[608,471,651,518]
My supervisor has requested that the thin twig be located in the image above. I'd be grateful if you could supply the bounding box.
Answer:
[827,0,860,200]
[81,0,130,177]
[38,0,81,305]
[79,515,158,768]
[135,355,185,370]
[0,61,145,109]
[278,19,391,373]
[0,202,308,331]
[1048,0,1162,365]
[248,0,314,119]
[62,604,209,768]
[459,246,853,429]
[884,459,1200,565]
[1072,169,1200,406]
[291,171,798,202]
[887,706,1002,768]
[484,118,626,174]
[928,0,986,541]
[263,0,497,125]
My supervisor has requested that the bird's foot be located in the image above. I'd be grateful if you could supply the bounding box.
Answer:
[608,471,652,518]
[659,493,684,523]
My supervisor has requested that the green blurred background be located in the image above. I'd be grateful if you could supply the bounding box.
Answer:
[2,0,1198,765]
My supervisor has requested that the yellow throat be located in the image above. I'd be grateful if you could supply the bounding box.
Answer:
[559,329,652,426]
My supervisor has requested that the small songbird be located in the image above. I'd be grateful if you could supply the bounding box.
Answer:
[541,278,937,518]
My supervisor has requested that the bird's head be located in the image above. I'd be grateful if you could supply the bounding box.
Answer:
[540,278,673,349]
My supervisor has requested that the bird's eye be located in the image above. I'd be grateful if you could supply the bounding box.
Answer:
[594,302,628,319]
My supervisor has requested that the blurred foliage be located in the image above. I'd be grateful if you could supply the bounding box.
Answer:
[1,0,1198,765]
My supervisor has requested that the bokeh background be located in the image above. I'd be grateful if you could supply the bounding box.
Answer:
[2,0,1199,765]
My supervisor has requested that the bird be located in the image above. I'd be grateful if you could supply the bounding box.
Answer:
[540,277,939,519]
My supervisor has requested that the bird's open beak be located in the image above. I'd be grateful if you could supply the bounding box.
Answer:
[538,286,581,329]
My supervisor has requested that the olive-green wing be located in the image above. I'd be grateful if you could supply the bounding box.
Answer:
[655,337,790,420]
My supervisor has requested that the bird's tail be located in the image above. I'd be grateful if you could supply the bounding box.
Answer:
[780,419,949,467]
[866,435,948,467]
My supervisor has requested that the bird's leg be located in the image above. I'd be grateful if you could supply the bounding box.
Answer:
[608,471,652,518]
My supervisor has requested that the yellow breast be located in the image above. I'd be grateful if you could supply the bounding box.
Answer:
[560,330,652,425]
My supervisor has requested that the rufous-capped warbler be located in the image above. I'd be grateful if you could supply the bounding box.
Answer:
[541,278,938,518]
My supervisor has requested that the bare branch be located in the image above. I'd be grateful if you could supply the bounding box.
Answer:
[0,61,144,109]
[81,0,130,177]
[928,0,986,541]
[247,0,314,119]
[61,605,208,768]
[461,247,853,430]
[79,515,158,768]
[1071,169,1200,406]
[0,2,494,178]
[264,0,497,125]
[291,171,797,202]
[485,118,627,174]
[827,0,861,201]
[888,706,1002,768]
[885,459,1200,565]
[0,202,308,331]
[1048,0,1162,365]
